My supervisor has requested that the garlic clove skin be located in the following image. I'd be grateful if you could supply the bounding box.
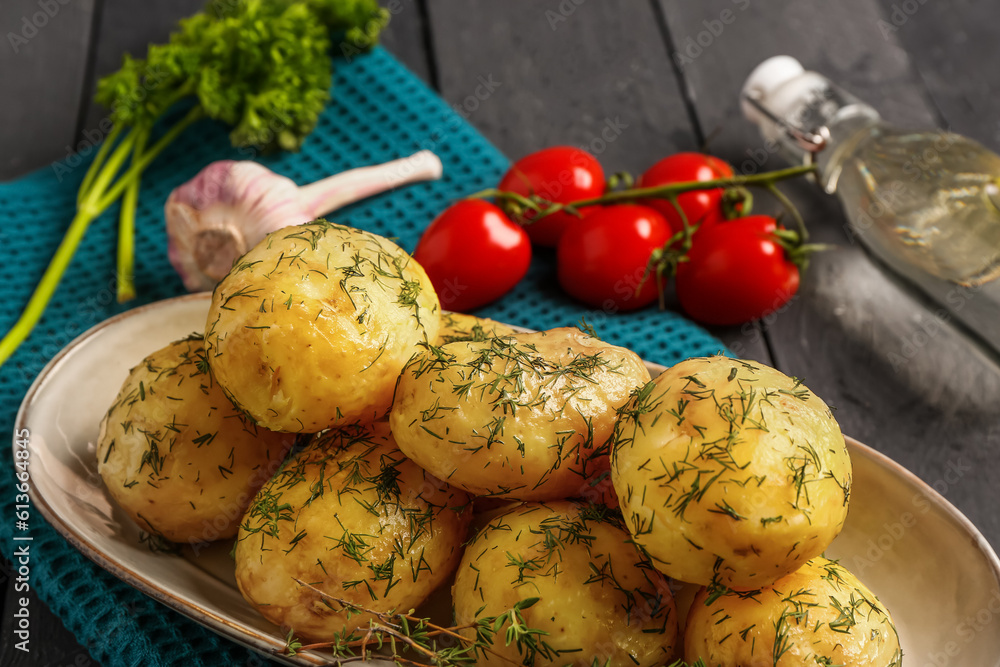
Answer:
[166,152,444,292]
[298,150,444,218]
[166,160,310,292]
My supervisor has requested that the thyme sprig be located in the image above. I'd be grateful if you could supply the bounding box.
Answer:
[285,581,554,666]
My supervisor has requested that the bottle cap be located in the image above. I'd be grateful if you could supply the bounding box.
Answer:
[741,56,805,126]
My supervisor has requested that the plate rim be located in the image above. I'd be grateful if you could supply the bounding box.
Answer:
[16,292,1000,664]
[14,292,322,665]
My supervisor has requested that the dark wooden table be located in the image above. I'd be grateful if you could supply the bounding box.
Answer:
[3,0,998,664]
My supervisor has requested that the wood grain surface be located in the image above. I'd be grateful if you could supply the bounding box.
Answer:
[2,0,998,664]
[0,0,98,178]
[658,0,1000,548]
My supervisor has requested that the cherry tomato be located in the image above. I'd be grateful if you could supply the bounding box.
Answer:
[639,153,734,235]
[557,205,671,312]
[498,146,605,247]
[675,215,800,325]
[413,200,531,312]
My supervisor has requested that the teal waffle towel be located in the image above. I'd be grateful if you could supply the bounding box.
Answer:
[0,47,726,666]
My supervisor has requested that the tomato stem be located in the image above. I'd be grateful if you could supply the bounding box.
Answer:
[763,182,809,243]
[473,163,816,223]
[722,187,753,219]
[635,218,693,312]
[468,188,559,227]
[567,163,816,209]
[606,171,635,190]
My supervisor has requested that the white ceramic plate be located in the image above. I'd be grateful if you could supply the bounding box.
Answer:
[17,293,1000,666]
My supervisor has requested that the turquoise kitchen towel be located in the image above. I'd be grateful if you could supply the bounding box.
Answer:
[0,47,726,666]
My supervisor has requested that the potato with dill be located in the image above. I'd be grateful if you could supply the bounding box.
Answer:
[452,501,679,666]
[390,327,650,500]
[234,421,470,642]
[435,311,519,345]
[685,557,902,666]
[611,356,851,590]
[205,220,440,433]
[96,335,294,544]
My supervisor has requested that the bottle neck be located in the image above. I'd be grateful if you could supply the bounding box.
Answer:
[813,111,883,194]
[745,71,881,187]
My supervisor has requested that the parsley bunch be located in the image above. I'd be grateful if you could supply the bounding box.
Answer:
[0,0,387,367]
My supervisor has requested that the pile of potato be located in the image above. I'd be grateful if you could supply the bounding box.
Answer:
[97,221,902,666]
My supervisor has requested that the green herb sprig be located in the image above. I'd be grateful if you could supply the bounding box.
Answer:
[285,580,555,666]
[0,0,387,368]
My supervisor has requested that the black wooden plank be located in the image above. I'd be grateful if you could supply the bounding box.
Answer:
[424,0,772,364]
[425,0,698,175]
[873,0,1000,151]
[78,0,206,134]
[0,0,97,180]
[658,0,1000,548]
[28,9,203,665]
[378,0,434,85]
[4,4,431,665]
[0,0,105,660]
[0,555,91,665]
[80,0,433,134]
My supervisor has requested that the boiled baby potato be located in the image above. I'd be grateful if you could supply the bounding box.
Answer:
[453,501,679,666]
[685,557,902,666]
[234,421,470,642]
[612,356,851,590]
[577,453,620,509]
[205,220,441,432]
[435,311,519,344]
[390,327,650,500]
[96,335,294,543]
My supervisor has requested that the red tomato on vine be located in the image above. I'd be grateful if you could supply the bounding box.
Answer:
[498,146,605,247]
[675,215,801,325]
[639,152,735,235]
[413,200,531,312]
[557,205,671,312]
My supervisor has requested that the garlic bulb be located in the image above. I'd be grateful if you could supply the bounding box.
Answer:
[166,151,443,291]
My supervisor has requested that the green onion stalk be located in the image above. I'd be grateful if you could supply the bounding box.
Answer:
[0,0,388,368]
[0,108,202,365]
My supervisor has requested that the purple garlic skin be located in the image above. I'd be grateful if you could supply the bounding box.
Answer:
[166,151,444,292]
[166,161,310,292]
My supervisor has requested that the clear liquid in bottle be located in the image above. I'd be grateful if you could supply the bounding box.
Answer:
[831,127,1000,287]
[743,56,1000,353]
